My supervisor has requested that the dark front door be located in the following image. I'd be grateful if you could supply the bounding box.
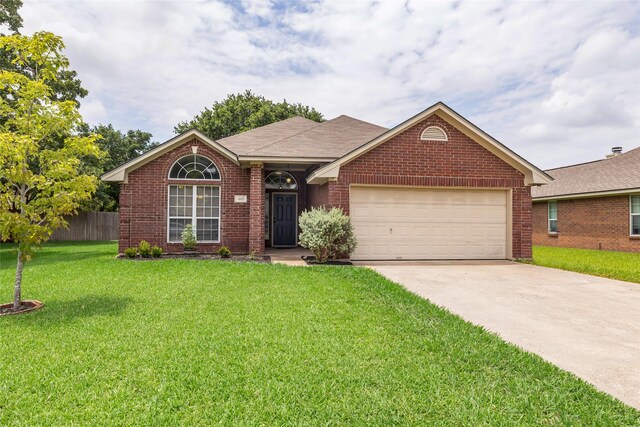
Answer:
[272,193,297,247]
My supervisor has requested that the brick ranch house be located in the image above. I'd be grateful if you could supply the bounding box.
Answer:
[102,102,551,260]
[532,146,640,252]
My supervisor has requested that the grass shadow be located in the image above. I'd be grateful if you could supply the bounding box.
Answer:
[11,295,135,326]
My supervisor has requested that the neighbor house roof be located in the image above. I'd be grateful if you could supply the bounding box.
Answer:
[531,147,640,200]
[307,102,552,186]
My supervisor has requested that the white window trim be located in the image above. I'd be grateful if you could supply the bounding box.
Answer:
[167,185,221,244]
[548,200,558,233]
[631,195,640,236]
[168,154,222,181]
[420,126,448,142]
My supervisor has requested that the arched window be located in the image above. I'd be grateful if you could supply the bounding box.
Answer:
[265,171,297,190]
[420,126,448,142]
[169,155,220,180]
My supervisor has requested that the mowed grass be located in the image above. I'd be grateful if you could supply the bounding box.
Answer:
[532,246,640,284]
[0,242,638,426]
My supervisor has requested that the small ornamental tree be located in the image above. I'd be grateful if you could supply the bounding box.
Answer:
[0,32,102,311]
[299,207,357,263]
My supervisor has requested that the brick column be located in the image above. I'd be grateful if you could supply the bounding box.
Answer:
[248,163,265,254]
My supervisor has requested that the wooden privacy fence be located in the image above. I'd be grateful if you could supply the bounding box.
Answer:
[50,212,119,241]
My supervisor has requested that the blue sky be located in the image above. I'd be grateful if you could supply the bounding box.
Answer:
[20,0,640,169]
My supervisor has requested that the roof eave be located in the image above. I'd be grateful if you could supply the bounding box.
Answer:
[533,187,640,201]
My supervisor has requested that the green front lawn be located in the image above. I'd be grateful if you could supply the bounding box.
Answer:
[1,242,637,425]
[532,246,640,284]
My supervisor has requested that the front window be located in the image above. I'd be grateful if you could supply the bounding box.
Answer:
[548,201,558,233]
[265,171,297,190]
[168,185,220,242]
[631,195,640,236]
[169,155,220,180]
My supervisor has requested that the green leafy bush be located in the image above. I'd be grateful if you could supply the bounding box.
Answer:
[151,245,163,258]
[124,247,137,259]
[182,224,196,250]
[138,240,152,258]
[218,246,232,258]
[299,207,357,263]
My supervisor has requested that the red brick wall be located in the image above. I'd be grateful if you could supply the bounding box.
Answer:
[119,137,251,254]
[533,196,640,252]
[307,182,329,208]
[325,113,532,258]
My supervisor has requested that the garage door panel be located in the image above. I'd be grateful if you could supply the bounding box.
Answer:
[350,187,508,260]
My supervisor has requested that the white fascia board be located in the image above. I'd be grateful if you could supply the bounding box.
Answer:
[307,102,553,187]
[533,188,640,201]
[100,130,239,182]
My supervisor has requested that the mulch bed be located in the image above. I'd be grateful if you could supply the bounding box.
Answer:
[301,256,353,266]
[118,254,271,263]
[0,300,44,316]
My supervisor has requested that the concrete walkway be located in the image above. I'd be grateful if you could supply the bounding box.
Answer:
[363,261,640,409]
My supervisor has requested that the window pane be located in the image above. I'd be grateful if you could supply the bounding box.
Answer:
[169,219,191,241]
[197,219,218,241]
[548,201,557,220]
[549,219,558,233]
[631,196,640,214]
[632,216,640,236]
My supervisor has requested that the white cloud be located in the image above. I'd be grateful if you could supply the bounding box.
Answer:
[19,0,640,168]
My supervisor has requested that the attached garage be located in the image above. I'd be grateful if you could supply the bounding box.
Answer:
[350,186,510,260]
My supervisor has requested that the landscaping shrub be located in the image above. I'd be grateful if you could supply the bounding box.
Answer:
[138,240,152,258]
[299,207,357,263]
[182,224,196,250]
[217,246,232,258]
[151,245,163,258]
[124,247,137,258]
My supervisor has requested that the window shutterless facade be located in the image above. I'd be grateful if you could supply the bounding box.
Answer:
[631,195,640,236]
[548,201,558,233]
[168,185,220,243]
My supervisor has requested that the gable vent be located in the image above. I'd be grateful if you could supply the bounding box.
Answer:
[420,126,448,141]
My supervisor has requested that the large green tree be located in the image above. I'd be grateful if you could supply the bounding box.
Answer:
[174,90,324,139]
[80,124,156,211]
[0,32,102,312]
[1,0,88,108]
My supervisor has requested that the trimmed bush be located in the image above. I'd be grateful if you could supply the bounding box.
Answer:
[299,207,357,263]
[218,246,232,258]
[124,247,137,259]
[138,240,152,258]
[182,224,196,250]
[151,245,163,258]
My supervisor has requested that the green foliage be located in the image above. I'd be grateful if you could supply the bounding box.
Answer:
[0,241,637,425]
[299,207,357,263]
[138,240,151,258]
[0,0,23,34]
[0,32,102,259]
[123,247,137,259]
[217,246,231,258]
[530,246,640,283]
[151,245,163,258]
[181,224,196,250]
[79,124,156,211]
[174,90,324,139]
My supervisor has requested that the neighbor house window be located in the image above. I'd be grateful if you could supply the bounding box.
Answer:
[548,201,558,233]
[631,195,640,236]
[168,185,220,242]
[420,126,448,142]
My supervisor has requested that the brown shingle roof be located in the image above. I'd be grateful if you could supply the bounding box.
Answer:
[531,147,640,199]
[216,116,320,155]
[244,115,387,158]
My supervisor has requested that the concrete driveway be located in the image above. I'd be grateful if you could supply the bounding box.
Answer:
[362,261,640,409]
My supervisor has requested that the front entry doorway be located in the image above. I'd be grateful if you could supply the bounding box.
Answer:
[272,193,297,247]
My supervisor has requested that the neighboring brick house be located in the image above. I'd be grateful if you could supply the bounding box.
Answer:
[102,102,551,260]
[532,147,640,252]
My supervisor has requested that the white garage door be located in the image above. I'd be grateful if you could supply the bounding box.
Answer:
[350,186,508,260]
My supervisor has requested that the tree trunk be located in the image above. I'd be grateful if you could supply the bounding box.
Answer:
[13,249,23,311]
